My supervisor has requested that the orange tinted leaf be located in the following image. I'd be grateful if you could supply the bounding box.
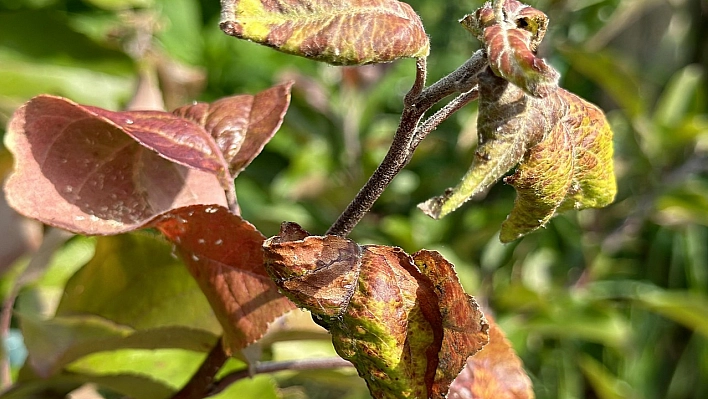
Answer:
[4,95,227,235]
[264,222,360,319]
[413,250,489,398]
[154,205,295,355]
[449,314,534,399]
[220,0,429,65]
[173,82,293,176]
[263,223,488,399]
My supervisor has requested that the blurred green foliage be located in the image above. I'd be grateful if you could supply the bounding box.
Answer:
[1,0,707,398]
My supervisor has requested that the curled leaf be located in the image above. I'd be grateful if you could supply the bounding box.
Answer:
[413,250,490,398]
[460,0,559,97]
[420,1,616,242]
[263,223,489,399]
[448,314,534,399]
[499,109,575,243]
[3,95,227,235]
[220,0,430,65]
[500,90,616,242]
[418,69,551,220]
[173,82,293,176]
[154,205,296,355]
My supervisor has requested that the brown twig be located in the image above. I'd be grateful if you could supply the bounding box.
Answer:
[171,337,229,399]
[327,51,488,237]
[410,87,481,153]
[207,357,354,397]
[327,58,430,237]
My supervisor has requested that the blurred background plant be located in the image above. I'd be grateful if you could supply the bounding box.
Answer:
[0,0,706,398]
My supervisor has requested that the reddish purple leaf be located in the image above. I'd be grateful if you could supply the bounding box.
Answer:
[174,82,293,175]
[87,107,227,174]
[154,205,296,355]
[4,95,227,235]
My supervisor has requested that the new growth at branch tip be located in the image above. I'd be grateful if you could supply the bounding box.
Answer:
[419,0,616,243]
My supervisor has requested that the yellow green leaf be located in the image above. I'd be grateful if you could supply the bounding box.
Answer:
[220,0,429,65]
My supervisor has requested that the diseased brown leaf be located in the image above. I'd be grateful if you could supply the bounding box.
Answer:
[418,70,550,219]
[264,222,361,319]
[420,1,616,242]
[263,223,488,399]
[413,250,490,399]
[173,82,293,176]
[154,205,295,355]
[500,89,615,242]
[220,0,429,65]
[448,314,534,399]
[4,95,227,235]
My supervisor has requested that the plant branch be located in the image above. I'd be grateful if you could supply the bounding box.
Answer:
[171,337,228,399]
[207,357,354,397]
[327,59,430,236]
[327,51,487,237]
[416,50,487,110]
[410,87,480,153]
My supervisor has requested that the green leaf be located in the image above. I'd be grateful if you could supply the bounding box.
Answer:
[559,46,644,118]
[67,348,205,390]
[213,374,280,399]
[578,354,637,399]
[653,64,704,127]
[655,180,708,226]
[17,312,133,378]
[83,0,154,10]
[0,59,133,113]
[635,290,708,339]
[1,372,174,399]
[17,312,217,378]
[154,0,204,65]
[219,0,429,65]
[0,10,133,114]
[56,233,222,333]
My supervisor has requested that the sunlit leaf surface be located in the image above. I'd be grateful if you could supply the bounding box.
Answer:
[219,0,429,65]
[263,222,489,399]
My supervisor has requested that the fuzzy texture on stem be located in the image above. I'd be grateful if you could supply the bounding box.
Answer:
[327,51,487,237]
